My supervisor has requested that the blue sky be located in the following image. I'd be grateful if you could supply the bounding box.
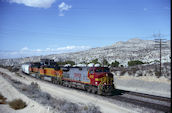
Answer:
[0,0,171,58]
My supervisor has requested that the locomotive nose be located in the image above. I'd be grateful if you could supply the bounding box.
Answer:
[106,72,114,85]
[107,72,113,78]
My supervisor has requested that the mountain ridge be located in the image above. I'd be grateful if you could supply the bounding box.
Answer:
[0,38,171,66]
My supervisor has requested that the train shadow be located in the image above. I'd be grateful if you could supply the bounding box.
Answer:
[110,89,130,96]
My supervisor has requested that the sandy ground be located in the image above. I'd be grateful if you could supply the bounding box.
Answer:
[114,75,171,98]
[0,68,137,113]
[0,75,52,113]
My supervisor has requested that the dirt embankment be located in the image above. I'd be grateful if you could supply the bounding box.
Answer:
[0,68,134,113]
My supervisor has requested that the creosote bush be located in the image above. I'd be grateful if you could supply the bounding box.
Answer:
[8,99,27,110]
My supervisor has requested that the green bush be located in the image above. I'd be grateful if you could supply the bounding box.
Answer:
[102,58,109,66]
[128,60,144,66]
[57,60,75,66]
[79,61,89,65]
[90,59,100,64]
[8,99,27,110]
[111,60,120,67]
[65,61,75,66]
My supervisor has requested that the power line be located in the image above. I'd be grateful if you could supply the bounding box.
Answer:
[153,32,167,77]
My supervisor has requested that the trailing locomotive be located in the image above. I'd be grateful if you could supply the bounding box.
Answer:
[21,59,115,95]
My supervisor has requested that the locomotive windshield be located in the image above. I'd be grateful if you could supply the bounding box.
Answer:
[103,67,110,72]
[95,68,103,72]
[94,67,110,73]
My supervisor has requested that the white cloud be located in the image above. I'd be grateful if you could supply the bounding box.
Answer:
[20,46,90,52]
[0,46,90,58]
[56,46,90,51]
[58,2,72,16]
[8,0,56,8]
[58,2,72,12]
[21,47,29,51]
[35,49,42,52]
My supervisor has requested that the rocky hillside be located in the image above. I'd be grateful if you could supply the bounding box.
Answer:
[0,38,171,66]
[111,62,171,79]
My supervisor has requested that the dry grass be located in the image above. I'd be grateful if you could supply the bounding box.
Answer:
[8,99,27,110]
[0,93,7,104]
[15,72,22,77]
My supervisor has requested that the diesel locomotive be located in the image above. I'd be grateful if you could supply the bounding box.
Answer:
[21,59,115,95]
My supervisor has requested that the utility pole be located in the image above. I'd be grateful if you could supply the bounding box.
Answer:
[154,33,167,77]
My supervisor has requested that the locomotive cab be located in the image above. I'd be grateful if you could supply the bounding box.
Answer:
[88,67,115,95]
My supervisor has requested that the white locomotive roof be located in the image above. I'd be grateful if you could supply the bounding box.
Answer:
[64,64,71,67]
[76,64,87,67]
[87,63,101,67]
[87,63,94,67]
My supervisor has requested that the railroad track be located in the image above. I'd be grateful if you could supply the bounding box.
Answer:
[107,89,171,113]
[124,90,171,102]
[1,70,171,113]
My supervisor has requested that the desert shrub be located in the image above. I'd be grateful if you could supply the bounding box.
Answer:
[11,79,22,84]
[6,66,13,71]
[128,71,133,75]
[90,59,100,64]
[11,67,19,72]
[86,104,101,113]
[135,71,143,77]
[155,71,161,78]
[57,60,75,66]
[20,82,40,98]
[129,67,139,74]
[111,60,119,67]
[80,61,89,65]
[65,61,75,66]
[61,102,79,113]
[102,58,109,66]
[0,93,7,104]
[0,93,5,100]
[27,82,40,94]
[120,70,126,76]
[0,65,5,68]
[15,72,22,77]
[3,66,19,72]
[29,82,40,90]
[8,99,27,110]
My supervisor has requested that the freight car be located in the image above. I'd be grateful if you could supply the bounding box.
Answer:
[21,59,115,95]
[21,63,30,74]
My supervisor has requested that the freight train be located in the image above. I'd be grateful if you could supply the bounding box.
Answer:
[21,59,115,95]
